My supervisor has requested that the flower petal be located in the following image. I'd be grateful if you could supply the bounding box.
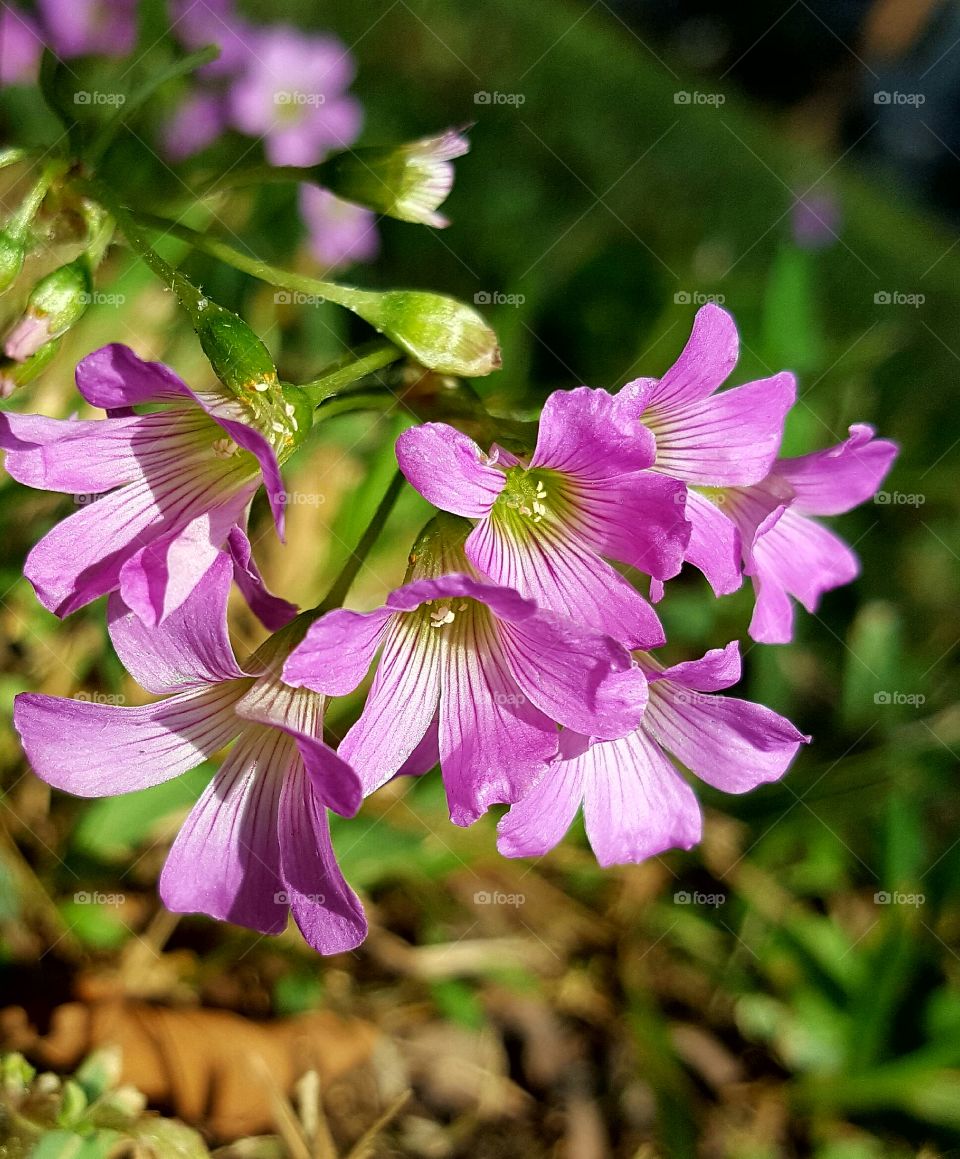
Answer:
[681,488,743,596]
[529,385,656,479]
[160,728,287,934]
[776,424,898,516]
[438,605,557,825]
[278,762,367,954]
[466,516,664,650]
[650,640,742,692]
[620,303,739,410]
[75,344,193,408]
[107,552,247,695]
[0,411,144,492]
[396,422,505,518]
[646,373,796,487]
[283,606,393,696]
[496,743,586,859]
[339,614,442,795]
[643,678,809,793]
[581,730,702,866]
[14,684,245,797]
[497,611,647,739]
[226,526,298,630]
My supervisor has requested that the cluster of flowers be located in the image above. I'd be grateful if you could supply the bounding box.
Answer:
[2,302,896,954]
[0,0,387,269]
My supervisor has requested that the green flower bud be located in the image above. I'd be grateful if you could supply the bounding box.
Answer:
[314,127,470,227]
[4,255,92,361]
[0,339,59,398]
[347,289,500,378]
[0,230,27,293]
[190,299,303,455]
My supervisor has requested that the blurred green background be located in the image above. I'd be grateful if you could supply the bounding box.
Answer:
[1,1,959,1156]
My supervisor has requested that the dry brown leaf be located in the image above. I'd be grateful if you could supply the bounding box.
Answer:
[2,1000,379,1140]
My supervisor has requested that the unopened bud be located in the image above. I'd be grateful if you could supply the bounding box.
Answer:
[0,339,59,397]
[315,127,470,227]
[3,255,92,361]
[0,230,26,293]
[349,289,500,377]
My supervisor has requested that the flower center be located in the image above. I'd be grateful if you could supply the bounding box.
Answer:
[497,466,552,525]
[211,436,240,459]
[426,599,470,629]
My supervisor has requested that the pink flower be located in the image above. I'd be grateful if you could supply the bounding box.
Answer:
[37,0,137,58]
[396,387,690,649]
[616,304,796,597]
[0,7,42,85]
[14,555,365,953]
[498,642,808,865]
[724,424,898,643]
[283,530,649,826]
[0,344,295,627]
[299,186,379,270]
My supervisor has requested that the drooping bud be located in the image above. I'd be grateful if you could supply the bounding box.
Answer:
[0,230,27,293]
[0,339,58,398]
[313,127,470,227]
[3,255,92,361]
[188,297,303,455]
[344,288,500,378]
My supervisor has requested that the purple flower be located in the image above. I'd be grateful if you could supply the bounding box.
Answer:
[37,0,137,58]
[3,314,51,362]
[227,25,362,166]
[723,424,898,643]
[283,531,648,826]
[395,387,690,649]
[0,344,295,628]
[498,641,809,865]
[616,304,796,597]
[171,0,255,77]
[0,6,42,85]
[162,90,230,161]
[14,554,366,954]
[299,186,379,270]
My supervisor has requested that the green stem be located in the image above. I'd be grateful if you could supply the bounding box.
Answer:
[7,159,68,237]
[313,389,400,423]
[195,163,311,196]
[298,341,402,405]
[0,147,30,172]
[86,46,220,163]
[133,211,377,312]
[86,182,204,312]
[311,470,406,616]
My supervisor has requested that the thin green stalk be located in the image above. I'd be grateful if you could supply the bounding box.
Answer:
[312,470,406,615]
[298,341,403,405]
[6,159,68,236]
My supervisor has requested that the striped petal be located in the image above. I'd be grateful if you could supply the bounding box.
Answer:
[160,727,288,935]
[776,424,898,516]
[496,742,586,859]
[396,422,505,517]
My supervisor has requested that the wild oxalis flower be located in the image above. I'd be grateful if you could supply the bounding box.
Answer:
[14,554,366,954]
[0,343,299,627]
[283,515,649,826]
[396,386,690,649]
[498,642,809,865]
[615,302,796,598]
